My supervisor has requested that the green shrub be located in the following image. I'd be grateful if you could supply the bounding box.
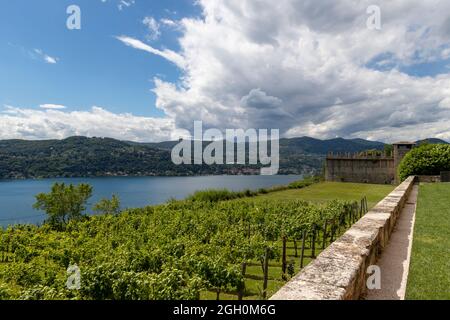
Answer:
[187,176,321,202]
[187,189,244,202]
[186,188,262,202]
[398,144,450,181]
[0,283,11,300]
[288,175,320,189]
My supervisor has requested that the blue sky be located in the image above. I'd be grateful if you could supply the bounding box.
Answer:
[1,1,450,143]
[0,0,200,117]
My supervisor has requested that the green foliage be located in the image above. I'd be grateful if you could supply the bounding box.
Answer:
[287,175,320,189]
[384,144,393,156]
[187,189,258,202]
[93,195,121,215]
[19,285,67,300]
[33,183,93,229]
[287,260,295,278]
[0,283,11,300]
[1,185,356,300]
[398,144,450,181]
[0,136,326,179]
[187,176,321,203]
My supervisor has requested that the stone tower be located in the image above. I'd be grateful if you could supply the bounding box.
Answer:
[393,142,415,183]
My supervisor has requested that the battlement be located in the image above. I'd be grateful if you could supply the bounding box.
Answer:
[327,151,393,160]
[325,142,415,185]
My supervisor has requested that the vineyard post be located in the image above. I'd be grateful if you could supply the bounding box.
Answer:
[237,262,247,300]
[293,239,298,257]
[300,230,306,269]
[347,205,351,225]
[6,232,11,263]
[282,236,287,276]
[347,208,351,227]
[322,221,327,250]
[361,199,364,216]
[364,197,368,213]
[262,247,270,299]
[311,226,316,258]
[359,200,363,218]
[363,197,366,214]
[330,223,335,243]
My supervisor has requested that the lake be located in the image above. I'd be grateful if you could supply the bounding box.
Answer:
[0,175,302,226]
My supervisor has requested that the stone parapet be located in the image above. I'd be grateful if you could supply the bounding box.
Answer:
[270,176,417,300]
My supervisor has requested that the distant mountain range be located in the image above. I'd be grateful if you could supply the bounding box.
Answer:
[415,138,449,145]
[0,136,447,179]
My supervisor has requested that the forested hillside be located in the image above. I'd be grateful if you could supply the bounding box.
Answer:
[0,136,391,179]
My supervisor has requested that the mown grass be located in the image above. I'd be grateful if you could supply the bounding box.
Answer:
[251,181,394,209]
[406,183,450,300]
[202,181,394,300]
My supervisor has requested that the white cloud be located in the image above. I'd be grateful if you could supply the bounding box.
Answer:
[39,104,67,110]
[161,19,178,28]
[6,1,450,143]
[143,16,161,41]
[0,105,184,142]
[116,36,186,69]
[138,0,450,142]
[118,0,135,11]
[33,49,58,64]
[101,0,135,11]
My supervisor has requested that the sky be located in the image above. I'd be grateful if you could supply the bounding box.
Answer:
[1,0,450,143]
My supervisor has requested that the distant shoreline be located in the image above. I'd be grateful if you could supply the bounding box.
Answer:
[0,173,306,182]
[0,172,306,182]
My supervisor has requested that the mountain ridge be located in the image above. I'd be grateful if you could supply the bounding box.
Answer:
[0,136,447,179]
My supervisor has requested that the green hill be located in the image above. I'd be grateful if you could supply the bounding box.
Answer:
[0,135,393,179]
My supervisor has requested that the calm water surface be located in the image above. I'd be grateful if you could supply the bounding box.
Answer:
[0,175,302,226]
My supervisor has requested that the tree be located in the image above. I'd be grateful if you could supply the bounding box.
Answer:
[384,144,393,156]
[93,195,121,216]
[398,144,450,181]
[33,183,93,229]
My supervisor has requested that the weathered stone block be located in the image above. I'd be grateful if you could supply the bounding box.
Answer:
[270,279,346,300]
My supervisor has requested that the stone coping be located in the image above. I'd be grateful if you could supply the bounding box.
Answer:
[270,176,417,300]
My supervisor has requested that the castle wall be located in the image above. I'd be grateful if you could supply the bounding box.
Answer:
[325,154,395,185]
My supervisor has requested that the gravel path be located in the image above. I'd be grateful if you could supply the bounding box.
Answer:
[366,183,418,300]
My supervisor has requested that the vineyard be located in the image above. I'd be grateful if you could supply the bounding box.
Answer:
[0,195,368,300]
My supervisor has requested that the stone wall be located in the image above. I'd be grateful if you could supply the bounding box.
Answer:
[270,176,417,300]
[325,142,415,184]
[325,153,395,184]
[417,175,441,183]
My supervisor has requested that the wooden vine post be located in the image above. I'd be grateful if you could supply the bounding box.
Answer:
[311,226,316,258]
[300,230,307,269]
[281,236,287,276]
[262,247,270,299]
[322,221,328,250]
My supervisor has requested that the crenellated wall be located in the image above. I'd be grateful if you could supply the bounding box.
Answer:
[325,142,415,184]
[270,176,417,300]
[325,153,395,184]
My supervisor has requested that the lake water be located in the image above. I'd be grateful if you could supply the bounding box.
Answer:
[0,175,302,226]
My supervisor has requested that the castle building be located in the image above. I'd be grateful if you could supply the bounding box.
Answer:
[325,142,415,185]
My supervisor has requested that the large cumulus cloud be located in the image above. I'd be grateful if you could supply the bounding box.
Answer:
[149,0,450,142]
[3,1,450,143]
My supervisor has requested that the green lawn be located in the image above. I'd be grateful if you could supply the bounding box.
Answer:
[406,183,450,300]
[202,181,394,300]
[252,181,394,209]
